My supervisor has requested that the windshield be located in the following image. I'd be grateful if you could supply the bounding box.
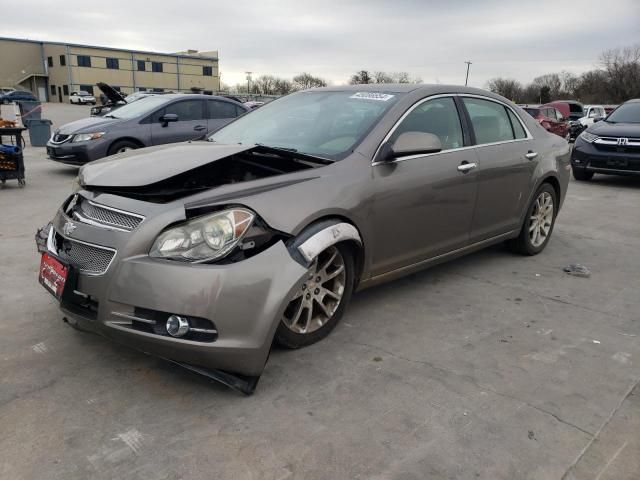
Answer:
[78,91,91,96]
[209,90,402,160]
[106,96,172,119]
[605,102,640,123]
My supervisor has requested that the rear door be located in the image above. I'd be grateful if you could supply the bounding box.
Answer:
[207,100,244,133]
[462,96,537,242]
[150,99,207,145]
[370,96,478,275]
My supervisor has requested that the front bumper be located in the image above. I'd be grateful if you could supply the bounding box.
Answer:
[571,139,640,176]
[40,194,307,378]
[46,140,108,165]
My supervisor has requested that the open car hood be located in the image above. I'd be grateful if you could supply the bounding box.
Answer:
[97,82,127,104]
[80,142,255,188]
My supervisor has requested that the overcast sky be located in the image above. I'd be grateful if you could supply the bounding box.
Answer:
[6,0,640,87]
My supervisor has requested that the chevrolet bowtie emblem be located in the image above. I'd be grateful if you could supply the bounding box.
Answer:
[63,221,77,236]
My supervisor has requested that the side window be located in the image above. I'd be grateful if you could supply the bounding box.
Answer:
[507,109,527,139]
[165,100,205,121]
[463,97,515,144]
[390,97,463,151]
[208,100,239,119]
[555,109,563,121]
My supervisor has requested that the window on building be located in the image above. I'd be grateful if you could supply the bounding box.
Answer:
[80,85,95,95]
[137,87,147,92]
[137,60,146,71]
[112,86,121,92]
[50,85,56,96]
[203,66,213,76]
[77,55,91,68]
[106,57,119,69]
[63,85,69,96]
[59,54,66,66]
[391,97,464,151]
[152,87,165,92]
[152,62,163,73]
[462,97,515,145]
[47,56,53,67]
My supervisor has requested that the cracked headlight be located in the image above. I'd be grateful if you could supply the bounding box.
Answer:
[72,132,105,142]
[150,208,255,262]
[579,131,599,143]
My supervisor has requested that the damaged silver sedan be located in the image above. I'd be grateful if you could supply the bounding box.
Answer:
[36,85,570,393]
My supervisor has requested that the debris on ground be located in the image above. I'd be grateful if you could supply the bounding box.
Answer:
[563,264,591,278]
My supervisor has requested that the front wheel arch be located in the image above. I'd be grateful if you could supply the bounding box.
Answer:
[107,137,145,155]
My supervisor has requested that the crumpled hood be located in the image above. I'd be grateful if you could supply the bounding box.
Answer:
[588,121,640,138]
[57,116,122,135]
[80,142,255,187]
[97,82,126,104]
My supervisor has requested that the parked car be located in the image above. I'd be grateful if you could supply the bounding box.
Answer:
[245,101,265,109]
[0,90,37,104]
[0,87,16,96]
[523,105,569,139]
[36,85,570,393]
[69,91,97,105]
[47,94,249,165]
[90,82,160,116]
[548,100,585,141]
[571,98,640,180]
[604,105,618,115]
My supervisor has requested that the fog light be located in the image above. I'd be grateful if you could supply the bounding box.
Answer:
[166,315,189,337]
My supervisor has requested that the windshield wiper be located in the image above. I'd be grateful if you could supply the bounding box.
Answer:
[254,143,334,164]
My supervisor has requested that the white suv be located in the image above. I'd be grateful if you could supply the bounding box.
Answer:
[579,105,606,127]
[69,91,96,105]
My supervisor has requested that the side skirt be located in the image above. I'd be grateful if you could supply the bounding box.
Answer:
[358,230,518,290]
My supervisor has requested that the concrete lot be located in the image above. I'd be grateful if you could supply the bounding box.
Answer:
[1,103,638,480]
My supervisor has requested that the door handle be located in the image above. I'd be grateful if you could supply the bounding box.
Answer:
[457,162,477,173]
[194,125,207,131]
[525,151,538,160]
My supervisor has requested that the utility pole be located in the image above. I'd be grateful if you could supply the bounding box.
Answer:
[245,71,252,96]
[464,61,472,86]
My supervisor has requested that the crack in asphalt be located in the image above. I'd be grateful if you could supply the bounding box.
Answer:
[560,377,640,480]
[452,272,633,322]
[339,339,595,437]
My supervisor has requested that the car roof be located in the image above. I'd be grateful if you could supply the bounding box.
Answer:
[623,99,640,104]
[309,83,515,101]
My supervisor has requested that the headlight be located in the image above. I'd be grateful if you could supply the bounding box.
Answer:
[72,132,105,142]
[150,208,255,262]
[579,131,599,143]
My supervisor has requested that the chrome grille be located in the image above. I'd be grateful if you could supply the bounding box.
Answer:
[75,199,144,231]
[56,235,116,275]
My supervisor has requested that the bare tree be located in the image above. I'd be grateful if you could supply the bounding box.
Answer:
[349,70,373,84]
[600,44,640,102]
[486,78,523,101]
[293,72,327,90]
[373,71,394,83]
[531,73,563,99]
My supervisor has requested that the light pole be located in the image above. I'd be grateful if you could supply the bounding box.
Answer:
[245,71,252,96]
[464,61,472,86]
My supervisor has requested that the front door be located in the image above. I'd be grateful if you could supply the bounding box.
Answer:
[57,87,62,103]
[150,99,207,145]
[370,96,478,276]
[461,96,537,242]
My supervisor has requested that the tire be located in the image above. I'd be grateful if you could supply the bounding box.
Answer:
[275,243,355,348]
[107,140,139,156]
[572,167,594,181]
[508,183,557,256]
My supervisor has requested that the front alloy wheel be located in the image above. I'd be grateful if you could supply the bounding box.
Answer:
[508,183,557,255]
[276,244,355,348]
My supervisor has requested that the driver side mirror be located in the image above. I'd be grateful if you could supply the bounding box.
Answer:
[160,113,178,127]
[383,132,442,161]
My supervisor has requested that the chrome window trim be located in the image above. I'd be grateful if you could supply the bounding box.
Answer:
[372,93,533,166]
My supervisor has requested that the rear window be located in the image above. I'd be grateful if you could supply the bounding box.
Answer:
[524,108,539,117]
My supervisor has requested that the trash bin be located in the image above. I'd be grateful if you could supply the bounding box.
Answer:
[17,100,42,127]
[28,119,52,147]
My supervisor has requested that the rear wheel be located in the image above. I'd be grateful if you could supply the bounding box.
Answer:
[572,167,594,181]
[508,183,557,256]
[275,243,355,348]
[107,140,139,156]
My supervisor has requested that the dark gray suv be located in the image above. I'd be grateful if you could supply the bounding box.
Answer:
[46,94,249,165]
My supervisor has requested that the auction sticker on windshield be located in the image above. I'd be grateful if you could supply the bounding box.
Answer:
[350,92,395,101]
[39,253,69,299]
